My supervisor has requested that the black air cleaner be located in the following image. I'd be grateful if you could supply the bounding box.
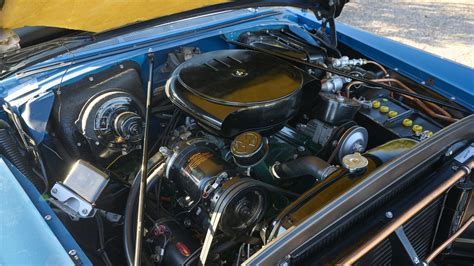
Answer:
[166,49,304,137]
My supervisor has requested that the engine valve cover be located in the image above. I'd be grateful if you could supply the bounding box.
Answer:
[166,49,304,137]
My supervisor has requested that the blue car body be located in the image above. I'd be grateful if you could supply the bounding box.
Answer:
[0,6,472,264]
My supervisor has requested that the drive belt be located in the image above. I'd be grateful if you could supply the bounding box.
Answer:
[199,178,298,265]
[199,178,259,265]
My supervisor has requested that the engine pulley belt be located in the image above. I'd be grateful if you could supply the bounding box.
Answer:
[225,39,470,114]
[253,179,300,198]
[199,177,299,264]
[200,179,257,265]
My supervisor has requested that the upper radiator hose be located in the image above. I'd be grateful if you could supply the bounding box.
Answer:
[0,120,44,192]
[271,156,337,182]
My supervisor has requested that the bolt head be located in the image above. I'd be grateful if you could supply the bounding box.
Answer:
[385,211,393,219]
[68,250,77,256]
[51,188,57,194]
[44,215,52,221]
[183,219,192,227]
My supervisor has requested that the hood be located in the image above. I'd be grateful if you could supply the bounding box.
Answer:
[0,0,347,32]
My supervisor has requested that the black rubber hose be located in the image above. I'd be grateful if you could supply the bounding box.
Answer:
[211,239,239,254]
[0,120,44,192]
[272,156,334,181]
[328,17,338,48]
[123,152,165,265]
[96,214,113,266]
[123,171,141,266]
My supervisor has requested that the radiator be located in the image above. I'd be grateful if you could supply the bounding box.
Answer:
[359,197,443,265]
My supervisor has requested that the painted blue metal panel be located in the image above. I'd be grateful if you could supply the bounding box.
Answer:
[0,157,91,265]
[20,92,55,143]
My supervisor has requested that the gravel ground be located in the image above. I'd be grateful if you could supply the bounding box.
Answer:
[337,0,474,68]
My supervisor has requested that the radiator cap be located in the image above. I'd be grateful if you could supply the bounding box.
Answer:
[342,152,368,173]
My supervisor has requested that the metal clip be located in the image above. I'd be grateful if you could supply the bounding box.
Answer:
[202,172,228,199]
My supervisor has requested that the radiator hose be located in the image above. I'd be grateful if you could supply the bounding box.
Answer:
[0,120,44,192]
[271,156,337,182]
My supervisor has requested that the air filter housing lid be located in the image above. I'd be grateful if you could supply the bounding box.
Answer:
[166,49,304,137]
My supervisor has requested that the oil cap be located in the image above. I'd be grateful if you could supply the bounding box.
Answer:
[231,131,268,167]
[342,153,368,173]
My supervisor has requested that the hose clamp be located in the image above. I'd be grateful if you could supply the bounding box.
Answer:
[460,165,471,176]
[270,162,282,179]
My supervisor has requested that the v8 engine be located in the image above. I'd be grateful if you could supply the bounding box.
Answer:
[20,26,460,266]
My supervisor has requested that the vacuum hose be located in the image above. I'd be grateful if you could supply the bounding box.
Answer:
[0,120,44,192]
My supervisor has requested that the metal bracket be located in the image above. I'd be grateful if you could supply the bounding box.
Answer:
[202,172,228,199]
[394,226,422,265]
[454,143,474,164]
[50,183,95,218]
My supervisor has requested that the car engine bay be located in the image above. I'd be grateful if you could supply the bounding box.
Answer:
[1,23,470,265]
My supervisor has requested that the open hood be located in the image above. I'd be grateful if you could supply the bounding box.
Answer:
[0,0,347,32]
